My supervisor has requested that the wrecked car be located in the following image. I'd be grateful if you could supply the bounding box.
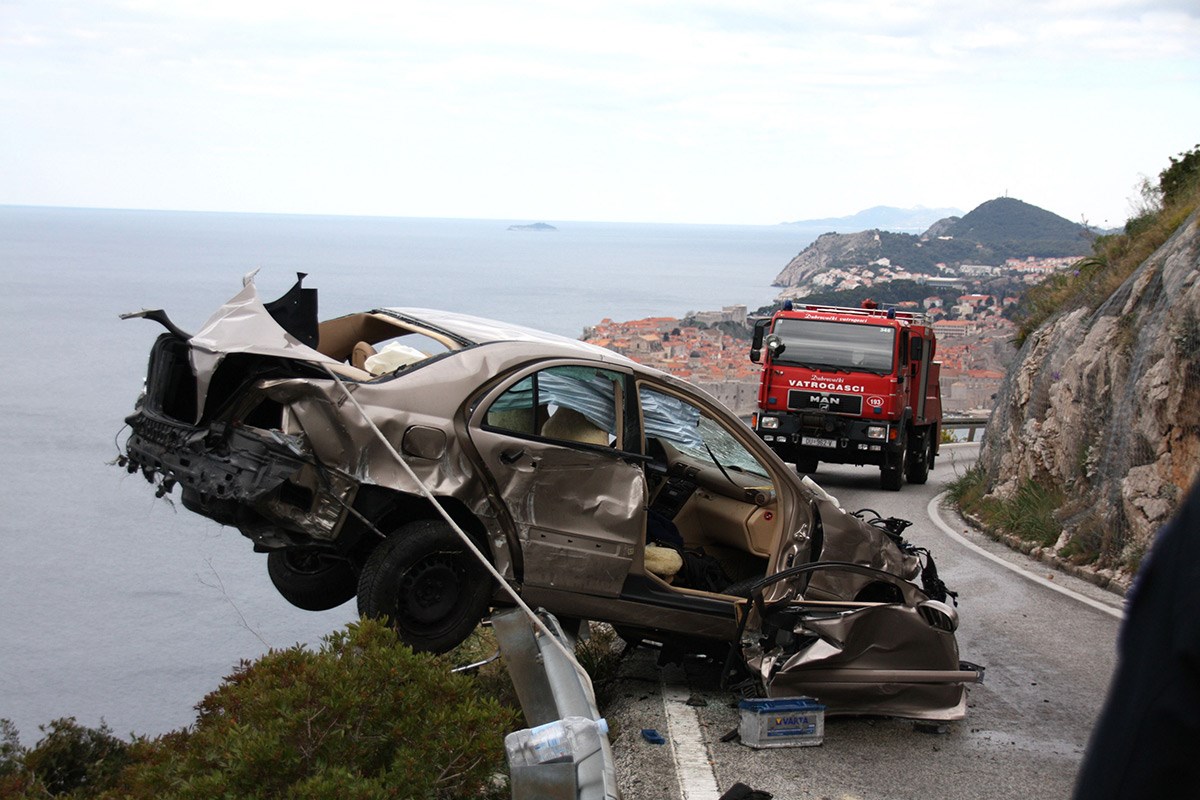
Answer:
[119,274,981,720]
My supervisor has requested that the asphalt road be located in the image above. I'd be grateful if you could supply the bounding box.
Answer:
[607,443,1125,800]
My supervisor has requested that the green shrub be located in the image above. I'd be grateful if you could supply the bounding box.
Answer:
[1161,144,1200,206]
[1,616,626,800]
[0,718,130,799]
[111,618,516,800]
[0,721,21,781]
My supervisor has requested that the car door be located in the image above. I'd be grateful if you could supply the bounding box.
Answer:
[468,363,647,597]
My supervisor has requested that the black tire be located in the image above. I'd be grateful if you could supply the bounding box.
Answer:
[795,457,819,474]
[880,437,906,491]
[357,520,493,653]
[905,431,930,485]
[267,549,357,611]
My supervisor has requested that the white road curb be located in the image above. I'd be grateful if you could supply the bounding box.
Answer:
[927,492,1125,621]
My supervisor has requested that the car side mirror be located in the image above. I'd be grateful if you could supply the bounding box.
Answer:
[910,338,924,361]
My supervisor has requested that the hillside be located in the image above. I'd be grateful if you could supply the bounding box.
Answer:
[971,147,1200,581]
[773,197,1092,291]
[978,208,1199,581]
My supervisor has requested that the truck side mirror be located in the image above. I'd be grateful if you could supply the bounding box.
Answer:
[750,318,771,363]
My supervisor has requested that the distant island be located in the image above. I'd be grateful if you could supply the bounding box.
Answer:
[507,222,557,231]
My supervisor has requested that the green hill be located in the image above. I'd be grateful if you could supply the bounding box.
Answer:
[773,197,1094,289]
[938,197,1093,258]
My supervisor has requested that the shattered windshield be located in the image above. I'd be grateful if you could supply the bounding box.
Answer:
[772,318,895,373]
[639,386,769,478]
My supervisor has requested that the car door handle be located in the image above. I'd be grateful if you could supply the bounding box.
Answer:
[500,447,528,466]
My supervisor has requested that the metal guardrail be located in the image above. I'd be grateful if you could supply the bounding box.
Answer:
[492,609,620,800]
[942,415,990,442]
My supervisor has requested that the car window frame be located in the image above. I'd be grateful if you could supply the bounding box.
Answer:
[472,359,644,459]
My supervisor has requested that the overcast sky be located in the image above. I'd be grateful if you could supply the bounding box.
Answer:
[2,1,1197,226]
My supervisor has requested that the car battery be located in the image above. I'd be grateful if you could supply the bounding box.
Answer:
[737,697,825,748]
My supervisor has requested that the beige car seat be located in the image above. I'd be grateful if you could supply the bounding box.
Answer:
[540,407,609,446]
[351,341,377,371]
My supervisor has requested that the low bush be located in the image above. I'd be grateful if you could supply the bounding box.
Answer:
[1,619,519,800]
[0,615,632,800]
[117,618,517,800]
[0,717,131,799]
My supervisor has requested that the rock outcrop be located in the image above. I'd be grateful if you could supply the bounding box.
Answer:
[773,198,1093,295]
[979,210,1200,570]
[773,230,889,294]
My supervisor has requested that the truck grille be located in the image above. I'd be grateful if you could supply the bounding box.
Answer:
[787,390,863,415]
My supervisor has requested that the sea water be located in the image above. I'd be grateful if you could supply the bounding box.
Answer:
[0,206,813,738]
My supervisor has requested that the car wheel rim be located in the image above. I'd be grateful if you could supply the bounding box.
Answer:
[286,551,331,576]
[398,553,464,627]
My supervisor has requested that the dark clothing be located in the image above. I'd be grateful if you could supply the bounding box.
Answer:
[1073,479,1200,798]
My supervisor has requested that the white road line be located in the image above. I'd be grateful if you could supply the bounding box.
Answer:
[927,492,1125,621]
[661,682,722,800]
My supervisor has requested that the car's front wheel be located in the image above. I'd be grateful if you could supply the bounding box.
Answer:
[267,549,357,611]
[356,520,493,653]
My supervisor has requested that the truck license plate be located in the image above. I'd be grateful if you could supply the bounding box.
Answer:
[801,436,838,448]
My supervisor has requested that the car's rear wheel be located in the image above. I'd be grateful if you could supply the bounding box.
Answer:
[267,549,357,611]
[356,520,493,653]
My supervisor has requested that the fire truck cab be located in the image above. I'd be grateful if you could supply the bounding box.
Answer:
[750,301,942,491]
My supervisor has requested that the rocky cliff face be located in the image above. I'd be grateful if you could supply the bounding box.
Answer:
[773,230,887,293]
[979,210,1200,572]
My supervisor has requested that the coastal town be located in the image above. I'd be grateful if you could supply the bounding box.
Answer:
[581,255,1077,416]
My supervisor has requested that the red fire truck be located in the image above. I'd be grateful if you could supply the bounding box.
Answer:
[749,301,942,491]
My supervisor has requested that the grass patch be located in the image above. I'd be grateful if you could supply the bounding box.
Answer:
[946,463,989,509]
[992,480,1067,547]
[948,465,1065,548]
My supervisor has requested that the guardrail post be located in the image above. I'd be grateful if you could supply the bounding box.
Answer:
[491,608,619,800]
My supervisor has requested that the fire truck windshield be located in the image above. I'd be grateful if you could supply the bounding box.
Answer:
[771,318,895,373]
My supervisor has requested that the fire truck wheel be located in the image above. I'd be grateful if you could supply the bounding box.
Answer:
[795,457,819,474]
[881,440,906,491]
[905,434,930,485]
